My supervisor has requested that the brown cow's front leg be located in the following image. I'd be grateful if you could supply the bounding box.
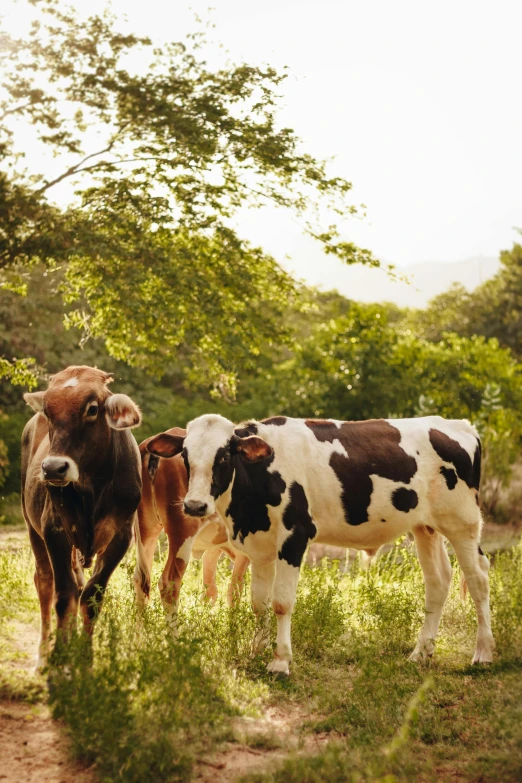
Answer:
[159,533,195,634]
[27,525,54,671]
[227,553,250,608]
[201,547,221,603]
[43,521,79,646]
[80,526,133,634]
[133,512,162,608]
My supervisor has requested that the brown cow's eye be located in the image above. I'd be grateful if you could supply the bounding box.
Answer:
[87,404,98,417]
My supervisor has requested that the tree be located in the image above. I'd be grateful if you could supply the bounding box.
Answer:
[263,303,522,422]
[0,0,375,389]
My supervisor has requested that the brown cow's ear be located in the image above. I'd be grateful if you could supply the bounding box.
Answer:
[106,394,141,429]
[235,435,273,463]
[24,391,45,413]
[146,432,185,458]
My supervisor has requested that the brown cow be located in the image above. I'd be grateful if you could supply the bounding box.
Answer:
[133,428,249,628]
[22,366,142,670]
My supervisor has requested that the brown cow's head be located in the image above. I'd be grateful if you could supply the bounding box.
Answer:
[24,365,141,486]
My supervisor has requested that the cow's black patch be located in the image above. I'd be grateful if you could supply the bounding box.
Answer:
[440,465,458,490]
[392,487,418,512]
[305,419,418,526]
[226,452,286,544]
[210,445,234,499]
[262,416,288,427]
[429,429,481,490]
[279,482,317,567]
[234,422,258,438]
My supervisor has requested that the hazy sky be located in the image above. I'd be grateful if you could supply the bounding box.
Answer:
[4,0,522,283]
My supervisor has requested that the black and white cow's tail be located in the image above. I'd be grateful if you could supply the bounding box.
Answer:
[460,429,484,602]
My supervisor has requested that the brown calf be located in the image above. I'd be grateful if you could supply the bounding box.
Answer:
[22,366,142,670]
[133,428,249,627]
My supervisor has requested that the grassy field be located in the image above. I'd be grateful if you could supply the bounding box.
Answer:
[1,533,522,783]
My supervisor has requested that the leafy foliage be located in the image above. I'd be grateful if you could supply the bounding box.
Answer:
[0,0,374,384]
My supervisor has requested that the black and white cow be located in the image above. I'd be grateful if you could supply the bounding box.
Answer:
[146,414,494,675]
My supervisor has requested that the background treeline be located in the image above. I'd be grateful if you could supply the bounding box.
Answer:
[1,2,521,528]
[2,240,522,524]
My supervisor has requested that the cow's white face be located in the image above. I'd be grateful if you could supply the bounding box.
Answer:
[183,415,236,517]
[146,414,274,518]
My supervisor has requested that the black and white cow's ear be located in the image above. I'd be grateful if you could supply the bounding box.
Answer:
[105,394,142,429]
[146,431,185,458]
[234,435,273,463]
[24,391,45,413]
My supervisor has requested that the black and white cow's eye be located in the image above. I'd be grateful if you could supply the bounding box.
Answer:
[219,453,230,464]
[86,404,98,417]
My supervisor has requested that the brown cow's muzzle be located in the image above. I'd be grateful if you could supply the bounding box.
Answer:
[41,456,80,486]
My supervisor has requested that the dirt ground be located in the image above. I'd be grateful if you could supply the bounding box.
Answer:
[0,701,96,783]
[0,606,97,783]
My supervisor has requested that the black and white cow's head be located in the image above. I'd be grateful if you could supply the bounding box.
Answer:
[146,414,273,517]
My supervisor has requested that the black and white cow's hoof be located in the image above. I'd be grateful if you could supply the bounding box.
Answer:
[267,658,290,678]
[471,649,493,665]
[408,646,434,663]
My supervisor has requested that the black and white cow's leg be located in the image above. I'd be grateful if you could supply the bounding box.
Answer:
[251,560,275,653]
[268,558,301,676]
[409,526,452,662]
[28,525,54,671]
[447,536,494,664]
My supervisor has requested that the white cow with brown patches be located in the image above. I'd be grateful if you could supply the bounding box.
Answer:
[146,414,494,676]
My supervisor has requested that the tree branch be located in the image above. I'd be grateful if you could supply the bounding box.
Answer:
[36,144,116,193]
[35,122,134,193]
[0,101,42,122]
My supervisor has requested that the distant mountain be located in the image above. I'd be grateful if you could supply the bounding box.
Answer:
[288,254,500,309]
[333,256,500,308]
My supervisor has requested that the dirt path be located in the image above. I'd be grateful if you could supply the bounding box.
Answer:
[0,701,96,783]
[1,548,97,783]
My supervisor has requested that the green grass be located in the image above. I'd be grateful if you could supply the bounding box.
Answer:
[1,538,521,782]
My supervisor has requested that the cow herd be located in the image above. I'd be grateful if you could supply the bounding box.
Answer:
[21,365,495,676]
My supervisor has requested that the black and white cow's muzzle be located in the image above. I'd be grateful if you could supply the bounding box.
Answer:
[41,456,80,486]
[183,499,209,517]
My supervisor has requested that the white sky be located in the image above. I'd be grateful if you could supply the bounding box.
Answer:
[4,0,522,286]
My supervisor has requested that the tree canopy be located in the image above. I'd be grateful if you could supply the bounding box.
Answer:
[0,0,375,388]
